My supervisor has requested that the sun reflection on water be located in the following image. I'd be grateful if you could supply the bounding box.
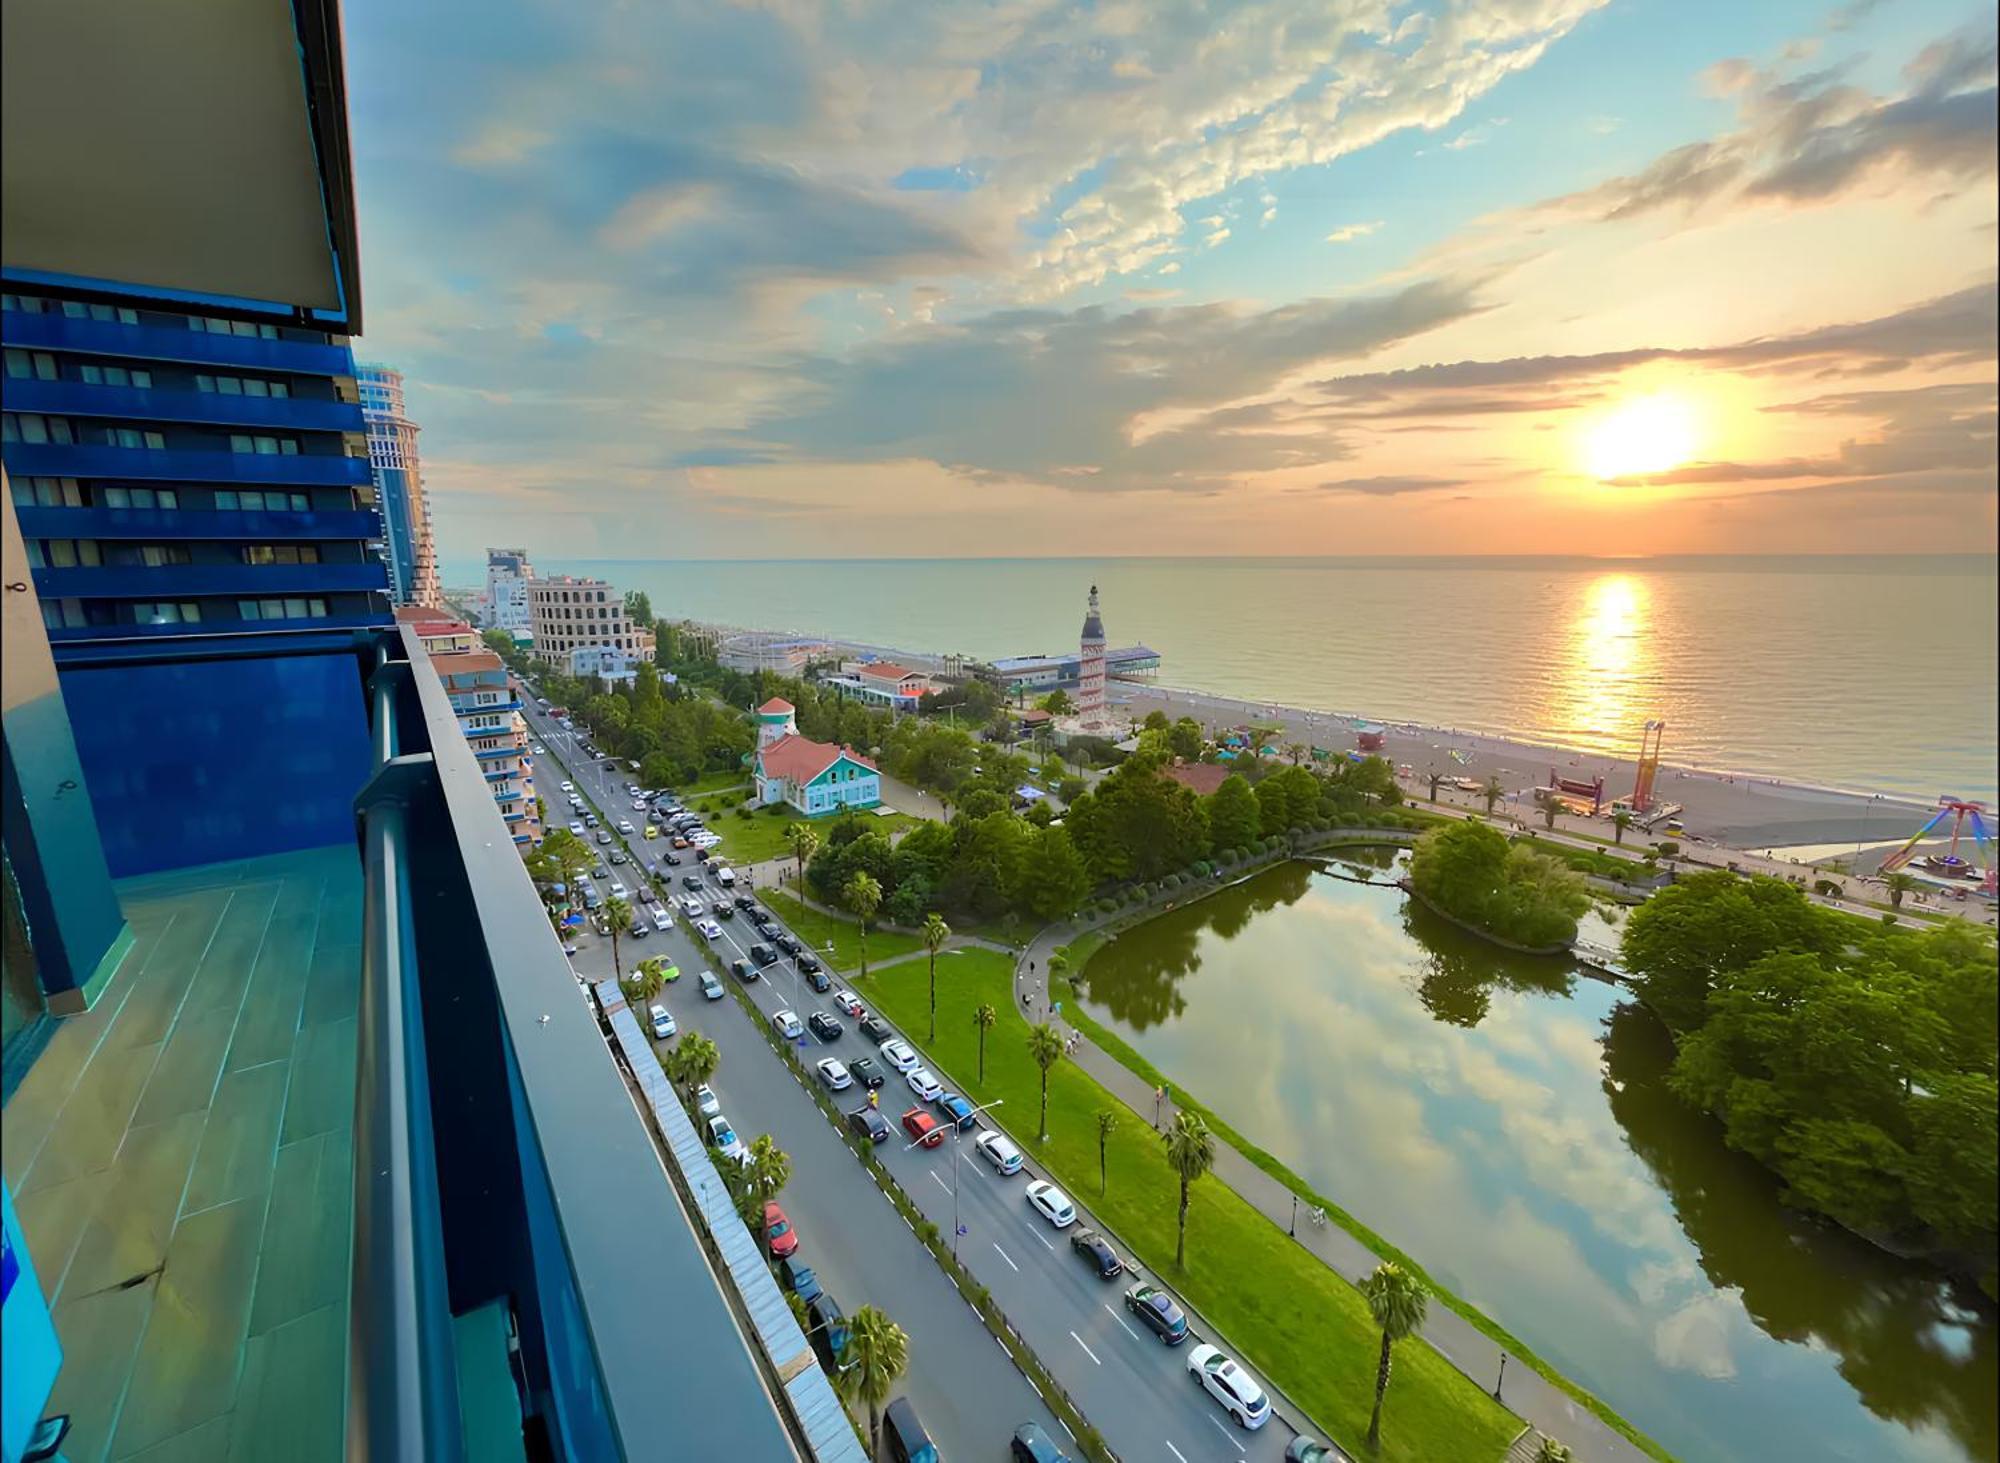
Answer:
[1548,573,1653,750]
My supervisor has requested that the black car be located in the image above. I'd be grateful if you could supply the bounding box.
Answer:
[1122,1283,1189,1344]
[730,958,758,983]
[858,1013,892,1043]
[749,943,778,966]
[1070,1229,1123,1279]
[775,933,803,957]
[847,1106,891,1143]
[808,1012,843,1041]
[747,908,773,927]
[682,875,703,891]
[795,951,822,974]
[661,852,682,866]
[881,1398,936,1463]
[715,903,736,920]
[804,967,832,994]
[628,922,648,939]
[693,847,710,863]
[733,895,757,912]
[807,1295,850,1372]
[847,1056,885,1089]
[777,1255,821,1304]
[1011,1422,1070,1463]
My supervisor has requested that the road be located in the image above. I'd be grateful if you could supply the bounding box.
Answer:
[521,700,1311,1463]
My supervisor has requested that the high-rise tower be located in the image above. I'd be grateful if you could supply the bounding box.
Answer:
[357,363,441,607]
[1077,583,1107,725]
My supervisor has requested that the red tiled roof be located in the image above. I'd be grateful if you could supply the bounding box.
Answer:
[757,733,877,784]
[858,662,919,682]
[430,649,504,675]
[1161,761,1231,796]
[758,698,796,714]
[395,604,461,624]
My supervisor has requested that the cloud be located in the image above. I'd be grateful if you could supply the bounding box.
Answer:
[1444,117,1508,150]
[1313,474,1467,495]
[1325,220,1384,244]
[1205,227,1232,248]
[1545,29,1997,225]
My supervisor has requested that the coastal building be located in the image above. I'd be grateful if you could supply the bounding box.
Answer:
[979,642,1161,699]
[396,605,539,846]
[821,658,935,712]
[527,573,655,673]
[0,10,821,1459]
[481,545,536,640]
[1076,583,1108,724]
[720,628,830,674]
[357,363,442,607]
[753,697,882,815]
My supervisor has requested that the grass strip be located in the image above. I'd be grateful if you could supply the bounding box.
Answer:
[757,888,926,973]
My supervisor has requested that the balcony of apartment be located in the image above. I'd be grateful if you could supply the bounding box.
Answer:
[2,442,372,488]
[1,311,360,376]
[32,562,389,599]
[43,614,392,656]
[14,505,382,542]
[0,378,364,433]
[1,625,797,1460]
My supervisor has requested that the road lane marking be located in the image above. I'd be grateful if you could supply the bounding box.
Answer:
[929,1171,952,1197]
[1070,1331,1101,1366]
[992,1242,1020,1272]
[1207,1416,1245,1453]
[1029,1227,1056,1251]
[1165,1442,1189,1463]
[1104,1305,1141,1342]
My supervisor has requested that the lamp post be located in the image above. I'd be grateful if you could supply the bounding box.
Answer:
[907,1098,1005,1260]
[1495,1351,1508,1398]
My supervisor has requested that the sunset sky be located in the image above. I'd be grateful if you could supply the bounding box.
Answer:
[344,0,1999,565]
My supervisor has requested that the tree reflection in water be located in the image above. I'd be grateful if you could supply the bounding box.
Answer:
[1399,890,1574,1027]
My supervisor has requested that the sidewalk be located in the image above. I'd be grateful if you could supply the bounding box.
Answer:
[1016,882,1653,1463]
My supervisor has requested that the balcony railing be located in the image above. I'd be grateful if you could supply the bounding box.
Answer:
[0,377,364,432]
[2,442,371,486]
[1,310,360,375]
[14,505,381,542]
[32,562,389,599]
[351,626,799,1459]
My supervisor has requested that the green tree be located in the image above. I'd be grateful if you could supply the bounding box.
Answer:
[1207,774,1261,852]
[1621,871,1839,1033]
[921,913,952,1041]
[1906,1072,2000,1243]
[835,1305,909,1453]
[1611,809,1633,845]
[1164,1109,1215,1269]
[1482,775,1505,815]
[1883,870,1920,910]
[1095,1108,1118,1194]
[1011,825,1091,922]
[845,872,882,979]
[525,827,594,894]
[972,1003,998,1082]
[664,1031,719,1105]
[786,822,820,886]
[742,1134,793,1254]
[1027,1023,1064,1141]
[1362,1261,1431,1451]
[1168,717,1205,760]
[1142,710,1170,732]
[604,896,632,979]
[1534,1437,1574,1463]
[1039,688,1075,716]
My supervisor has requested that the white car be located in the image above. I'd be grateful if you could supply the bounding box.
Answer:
[700,971,725,1000]
[568,821,585,835]
[975,1131,1023,1175]
[609,882,628,899]
[652,908,673,933]
[816,1058,853,1091]
[617,819,635,835]
[681,898,706,919]
[532,744,545,754]
[1186,1345,1271,1430]
[697,919,724,940]
[706,1114,747,1164]
[905,1066,943,1102]
[648,1004,676,1041]
[773,1009,804,1040]
[560,781,574,792]
[1025,1180,1076,1229]
[834,991,865,1017]
[878,1038,917,1073]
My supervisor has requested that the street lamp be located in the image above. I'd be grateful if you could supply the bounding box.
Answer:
[905,1098,1005,1260]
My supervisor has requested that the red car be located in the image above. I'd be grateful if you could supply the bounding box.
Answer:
[901,1108,943,1148]
[764,1202,799,1258]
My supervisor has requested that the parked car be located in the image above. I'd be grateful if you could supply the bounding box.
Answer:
[1285,1439,1338,1463]
[656,962,681,983]
[1011,1421,1070,1463]
[730,958,758,983]
[878,1038,917,1072]
[764,1202,799,1259]
[648,1005,676,1041]
[775,933,802,957]
[733,895,757,912]
[1069,1229,1122,1279]
[568,821,585,835]
[795,951,823,975]
[1122,1284,1189,1344]
[1024,1180,1076,1228]
[847,1105,892,1143]
[699,970,725,1000]
[901,1108,944,1148]
[772,1009,804,1040]
[652,908,673,933]
[806,1293,850,1372]
[694,1083,721,1119]
[609,850,627,865]
[560,781,574,793]
[698,919,724,940]
[595,831,612,845]
[974,1130,1023,1175]
[833,989,864,1016]
[616,819,635,834]
[847,1056,885,1090]
[808,1011,843,1041]
[706,1115,747,1164]
[905,1067,943,1102]
[817,1057,853,1091]
[936,1092,976,1130]
[859,1013,893,1044]
[714,903,735,920]
[880,1398,937,1463]
[749,943,778,966]
[777,1255,820,1304]
[1187,1345,1270,1430]
[804,967,832,994]
[628,921,648,939]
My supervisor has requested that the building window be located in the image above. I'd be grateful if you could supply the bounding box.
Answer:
[131,601,202,624]
[2,413,76,444]
[10,476,84,507]
[93,426,166,449]
[195,373,288,398]
[100,486,179,509]
[213,489,309,511]
[76,363,152,387]
[237,597,330,621]
[40,599,86,629]
[4,349,58,380]
[242,545,321,565]
[192,316,279,340]
[25,539,102,568]
[228,434,301,456]
[133,545,193,567]
[60,301,139,325]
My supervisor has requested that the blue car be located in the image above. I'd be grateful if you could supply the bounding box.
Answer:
[935,1092,977,1131]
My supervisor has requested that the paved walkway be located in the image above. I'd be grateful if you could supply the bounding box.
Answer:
[1014,865,1653,1463]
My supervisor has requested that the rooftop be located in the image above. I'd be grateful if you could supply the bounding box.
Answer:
[758,733,876,784]
[988,645,1160,674]
[1161,760,1232,796]
[758,697,796,714]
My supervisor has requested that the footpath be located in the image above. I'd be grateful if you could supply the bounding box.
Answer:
[1015,839,1656,1463]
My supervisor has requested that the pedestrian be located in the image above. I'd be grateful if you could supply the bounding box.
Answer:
[1022,989,1030,1009]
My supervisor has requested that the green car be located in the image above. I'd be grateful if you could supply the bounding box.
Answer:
[659,963,681,983]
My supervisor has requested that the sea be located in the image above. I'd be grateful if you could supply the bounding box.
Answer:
[504,555,1998,807]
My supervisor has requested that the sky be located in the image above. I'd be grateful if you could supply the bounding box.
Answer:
[342,0,1999,567]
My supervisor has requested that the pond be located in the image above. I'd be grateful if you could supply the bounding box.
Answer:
[1077,854,1995,1463]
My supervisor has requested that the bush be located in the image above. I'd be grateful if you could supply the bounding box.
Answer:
[1658,840,1681,856]
[1192,860,1212,878]
[1813,878,1843,897]
[735,805,753,820]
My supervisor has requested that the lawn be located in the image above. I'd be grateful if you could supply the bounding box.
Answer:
[863,948,1522,1463]
[757,888,925,973]
[706,807,923,866]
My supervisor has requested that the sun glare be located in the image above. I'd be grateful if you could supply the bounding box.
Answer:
[1582,392,1702,482]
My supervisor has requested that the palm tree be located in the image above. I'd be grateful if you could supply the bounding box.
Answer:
[743,1134,792,1252]
[835,1305,909,1452]
[786,822,820,886]
[845,872,882,979]
[1482,776,1505,816]
[1285,742,1308,766]
[604,896,632,978]
[972,1003,997,1082]
[1361,1261,1431,1451]
[1533,1439,1574,1463]
[1164,1110,1215,1269]
[1095,1108,1118,1194]
[1540,798,1559,831]
[1026,1023,1064,1141]
[1610,809,1633,845]
[921,913,951,1041]
[1883,869,1920,910]
[1426,768,1444,803]
[667,1031,719,1105]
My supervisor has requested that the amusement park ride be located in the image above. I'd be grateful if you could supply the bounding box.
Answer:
[1881,797,1997,893]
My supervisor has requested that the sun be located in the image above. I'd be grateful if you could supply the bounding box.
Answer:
[1582,392,1702,481]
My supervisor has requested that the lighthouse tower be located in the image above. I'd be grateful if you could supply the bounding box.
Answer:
[1076,584,1107,727]
[756,697,798,749]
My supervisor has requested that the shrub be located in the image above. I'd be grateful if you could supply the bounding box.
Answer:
[1814,878,1843,897]
[1658,840,1681,856]
[735,805,753,820]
